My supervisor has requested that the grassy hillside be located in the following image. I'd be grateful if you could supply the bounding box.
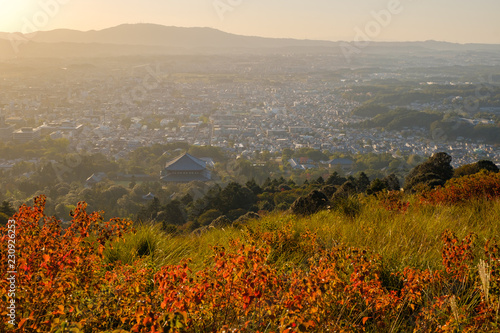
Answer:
[2,172,500,332]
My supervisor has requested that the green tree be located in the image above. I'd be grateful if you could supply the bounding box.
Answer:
[180,193,194,206]
[356,172,371,192]
[212,182,256,214]
[313,176,325,185]
[306,150,329,162]
[162,200,186,226]
[404,152,454,193]
[246,179,262,195]
[382,173,401,191]
[454,160,499,178]
[366,179,387,195]
[326,172,346,186]
[198,209,223,226]
[282,148,293,162]
[137,197,161,222]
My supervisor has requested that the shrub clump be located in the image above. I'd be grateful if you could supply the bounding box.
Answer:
[209,215,232,229]
[232,211,260,227]
[290,190,329,216]
[454,160,499,178]
[420,171,500,205]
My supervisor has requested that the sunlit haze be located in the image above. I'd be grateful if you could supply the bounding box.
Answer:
[0,0,499,43]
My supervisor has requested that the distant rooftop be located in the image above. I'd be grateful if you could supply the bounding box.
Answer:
[164,153,207,171]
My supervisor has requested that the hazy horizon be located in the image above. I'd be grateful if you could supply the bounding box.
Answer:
[1,0,500,44]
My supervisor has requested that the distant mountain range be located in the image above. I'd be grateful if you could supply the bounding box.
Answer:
[1,23,500,59]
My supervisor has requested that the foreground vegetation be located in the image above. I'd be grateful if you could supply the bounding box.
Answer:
[1,171,500,332]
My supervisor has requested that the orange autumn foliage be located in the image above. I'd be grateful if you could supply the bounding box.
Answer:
[1,194,500,332]
[420,171,500,205]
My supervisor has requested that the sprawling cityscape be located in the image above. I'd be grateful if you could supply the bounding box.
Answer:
[1,51,498,174]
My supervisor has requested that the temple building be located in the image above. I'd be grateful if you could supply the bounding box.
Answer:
[160,153,212,183]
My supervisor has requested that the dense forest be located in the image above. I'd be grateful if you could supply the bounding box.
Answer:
[342,81,500,109]
[350,104,500,143]
[0,138,420,222]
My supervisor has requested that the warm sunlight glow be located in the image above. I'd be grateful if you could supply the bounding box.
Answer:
[0,1,36,32]
[0,0,499,43]
[0,1,23,13]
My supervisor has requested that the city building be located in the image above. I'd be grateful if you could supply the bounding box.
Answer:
[327,158,355,171]
[13,127,41,144]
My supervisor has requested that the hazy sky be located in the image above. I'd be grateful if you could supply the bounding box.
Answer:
[1,0,499,43]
